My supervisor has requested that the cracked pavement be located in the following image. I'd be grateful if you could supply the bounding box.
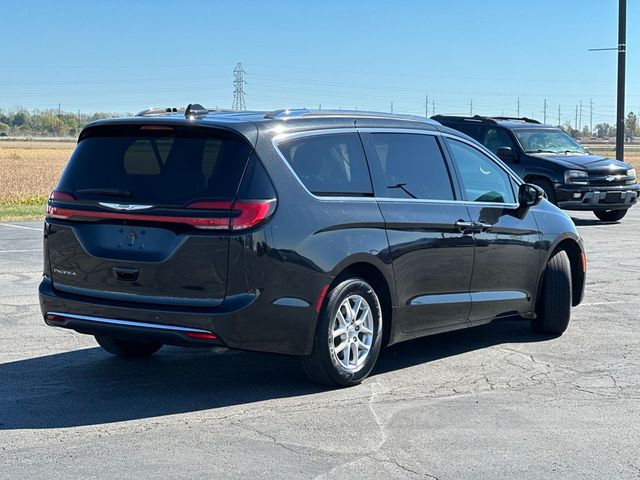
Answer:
[1,209,639,479]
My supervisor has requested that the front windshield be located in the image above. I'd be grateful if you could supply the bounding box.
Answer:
[514,128,586,154]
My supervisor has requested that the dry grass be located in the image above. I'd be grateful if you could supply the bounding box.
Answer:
[587,145,640,171]
[0,141,74,205]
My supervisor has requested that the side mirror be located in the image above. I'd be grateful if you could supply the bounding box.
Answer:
[518,183,545,207]
[496,147,518,163]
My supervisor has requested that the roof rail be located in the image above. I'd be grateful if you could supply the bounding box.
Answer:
[264,108,308,119]
[431,114,541,125]
[431,114,492,124]
[135,107,185,117]
[265,108,432,123]
[491,116,541,124]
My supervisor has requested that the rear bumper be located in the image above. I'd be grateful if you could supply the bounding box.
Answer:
[45,311,224,347]
[39,276,318,355]
[556,184,639,211]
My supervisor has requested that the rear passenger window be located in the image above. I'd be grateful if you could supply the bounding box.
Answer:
[367,133,454,201]
[277,133,372,196]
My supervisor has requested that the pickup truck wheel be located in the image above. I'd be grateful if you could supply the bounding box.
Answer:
[302,278,383,387]
[528,178,557,205]
[594,209,627,222]
[95,335,163,358]
[531,250,572,335]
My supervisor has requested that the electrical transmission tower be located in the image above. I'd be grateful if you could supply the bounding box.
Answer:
[232,63,246,111]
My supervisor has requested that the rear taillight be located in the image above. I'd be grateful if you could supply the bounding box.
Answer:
[46,192,276,231]
[49,190,76,202]
[187,198,276,231]
[47,190,77,220]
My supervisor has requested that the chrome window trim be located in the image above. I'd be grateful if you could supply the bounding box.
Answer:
[271,128,522,208]
[47,311,212,333]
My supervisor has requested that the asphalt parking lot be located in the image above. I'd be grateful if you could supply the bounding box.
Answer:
[1,209,639,480]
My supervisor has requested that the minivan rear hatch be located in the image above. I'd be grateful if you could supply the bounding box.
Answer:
[45,123,263,308]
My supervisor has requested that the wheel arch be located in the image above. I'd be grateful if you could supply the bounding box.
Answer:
[329,259,395,348]
[539,236,586,307]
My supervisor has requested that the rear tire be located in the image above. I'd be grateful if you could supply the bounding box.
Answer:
[594,209,627,222]
[528,178,557,205]
[95,335,163,358]
[531,250,572,335]
[302,278,383,387]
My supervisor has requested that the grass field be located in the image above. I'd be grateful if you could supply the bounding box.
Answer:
[0,141,74,221]
[0,140,638,222]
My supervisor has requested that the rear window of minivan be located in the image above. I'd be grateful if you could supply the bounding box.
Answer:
[57,126,253,206]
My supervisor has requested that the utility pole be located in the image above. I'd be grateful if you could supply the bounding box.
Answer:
[543,99,547,124]
[232,63,247,111]
[558,105,561,126]
[470,99,473,116]
[616,0,626,160]
[58,103,61,115]
[575,105,578,130]
[425,95,429,118]
[390,101,393,114]
[587,0,626,159]
[318,104,322,110]
[517,97,520,117]
[579,100,583,131]
[590,98,593,135]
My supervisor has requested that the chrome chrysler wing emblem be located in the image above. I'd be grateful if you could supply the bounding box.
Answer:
[99,202,154,211]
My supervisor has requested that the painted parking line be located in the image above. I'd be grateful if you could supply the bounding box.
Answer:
[0,223,42,231]
[0,249,41,253]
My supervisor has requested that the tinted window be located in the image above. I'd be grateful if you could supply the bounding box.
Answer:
[368,133,454,200]
[448,123,483,141]
[59,126,252,205]
[447,139,515,203]
[481,127,515,155]
[278,133,372,196]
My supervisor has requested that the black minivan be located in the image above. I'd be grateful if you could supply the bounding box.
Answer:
[40,106,586,386]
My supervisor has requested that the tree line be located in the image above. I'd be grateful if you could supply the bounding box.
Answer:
[0,107,638,139]
[0,108,129,137]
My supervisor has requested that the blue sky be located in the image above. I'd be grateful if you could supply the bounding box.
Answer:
[1,0,638,126]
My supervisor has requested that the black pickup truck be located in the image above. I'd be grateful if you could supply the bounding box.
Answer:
[433,115,639,222]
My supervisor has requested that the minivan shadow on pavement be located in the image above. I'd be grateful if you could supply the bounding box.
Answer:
[0,318,549,430]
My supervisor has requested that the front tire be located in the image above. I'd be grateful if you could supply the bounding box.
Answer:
[531,250,572,335]
[594,209,627,222]
[302,278,383,387]
[95,335,163,358]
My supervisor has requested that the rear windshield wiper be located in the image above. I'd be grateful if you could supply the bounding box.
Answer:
[76,188,132,198]
[387,183,417,199]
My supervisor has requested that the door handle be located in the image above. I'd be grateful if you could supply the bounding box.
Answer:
[455,220,474,233]
[475,221,492,232]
